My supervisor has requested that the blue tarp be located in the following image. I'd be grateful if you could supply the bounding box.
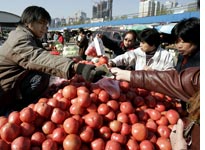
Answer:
[49,11,199,31]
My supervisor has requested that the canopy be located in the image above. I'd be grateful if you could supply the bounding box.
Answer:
[155,23,177,34]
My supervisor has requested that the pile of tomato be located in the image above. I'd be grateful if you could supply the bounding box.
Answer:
[0,71,187,150]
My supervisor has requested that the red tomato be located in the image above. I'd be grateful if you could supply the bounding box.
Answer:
[84,112,103,129]
[8,111,21,125]
[109,120,122,132]
[156,116,169,126]
[111,133,127,144]
[137,88,149,97]
[50,108,66,124]
[156,137,172,150]
[0,122,20,143]
[99,126,112,140]
[147,131,157,143]
[77,86,90,96]
[20,107,36,123]
[20,122,35,137]
[146,109,161,121]
[105,140,121,150]
[63,117,79,134]
[80,126,94,143]
[133,96,145,107]
[42,121,56,135]
[90,92,98,103]
[52,127,67,143]
[157,125,171,138]
[34,102,52,118]
[86,103,98,112]
[77,93,91,108]
[126,138,140,150]
[105,110,116,121]
[146,119,157,132]
[62,85,77,100]
[165,109,180,125]
[63,134,81,150]
[117,112,129,123]
[121,123,131,135]
[42,139,58,150]
[131,123,147,141]
[69,103,85,115]
[139,140,155,150]
[98,103,110,115]
[31,131,46,146]
[155,101,166,112]
[128,113,138,124]
[136,110,149,122]
[47,98,60,108]
[91,138,105,150]
[120,101,134,114]
[153,92,165,101]
[107,100,119,111]
[11,136,31,150]
[98,90,110,103]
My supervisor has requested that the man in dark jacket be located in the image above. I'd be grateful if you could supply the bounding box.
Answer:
[0,6,106,115]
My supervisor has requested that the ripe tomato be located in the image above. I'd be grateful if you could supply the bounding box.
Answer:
[111,133,127,144]
[119,81,130,92]
[131,123,147,141]
[126,138,140,150]
[156,137,172,150]
[42,121,56,135]
[105,140,121,150]
[79,126,94,143]
[20,107,36,123]
[107,100,119,111]
[31,131,46,146]
[165,109,180,125]
[34,102,52,118]
[11,136,31,150]
[120,101,134,114]
[77,86,90,96]
[98,103,110,115]
[50,108,66,124]
[99,126,112,140]
[8,111,21,125]
[105,110,116,121]
[121,123,131,135]
[91,138,105,150]
[62,85,77,100]
[146,119,157,132]
[20,122,35,137]
[139,140,155,150]
[52,127,67,143]
[63,117,79,134]
[157,125,171,138]
[84,112,103,129]
[42,139,58,150]
[77,93,91,108]
[109,120,122,132]
[0,122,20,143]
[117,112,129,123]
[0,116,8,129]
[63,134,81,150]
[98,90,110,103]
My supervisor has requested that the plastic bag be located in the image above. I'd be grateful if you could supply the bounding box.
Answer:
[85,37,105,57]
[94,78,120,99]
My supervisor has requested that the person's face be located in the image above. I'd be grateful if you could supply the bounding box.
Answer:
[139,41,156,52]
[175,38,197,56]
[123,33,135,48]
[27,20,48,38]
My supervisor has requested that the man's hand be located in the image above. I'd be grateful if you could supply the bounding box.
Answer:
[75,63,106,82]
[110,67,131,81]
[170,119,187,150]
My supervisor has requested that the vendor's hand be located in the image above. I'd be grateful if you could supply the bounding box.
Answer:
[75,63,106,82]
[110,67,131,81]
[170,119,187,150]
[108,61,116,67]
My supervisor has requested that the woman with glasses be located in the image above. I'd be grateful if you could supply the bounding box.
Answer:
[109,28,175,71]
[99,30,139,56]
[171,17,200,72]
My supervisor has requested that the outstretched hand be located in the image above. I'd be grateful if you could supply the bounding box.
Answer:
[110,67,131,81]
[170,119,187,150]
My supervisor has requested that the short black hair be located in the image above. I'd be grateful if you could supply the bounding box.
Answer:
[78,28,85,34]
[19,6,51,25]
[139,28,160,47]
[171,17,200,46]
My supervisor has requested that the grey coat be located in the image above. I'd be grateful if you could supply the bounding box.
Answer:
[0,25,74,106]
